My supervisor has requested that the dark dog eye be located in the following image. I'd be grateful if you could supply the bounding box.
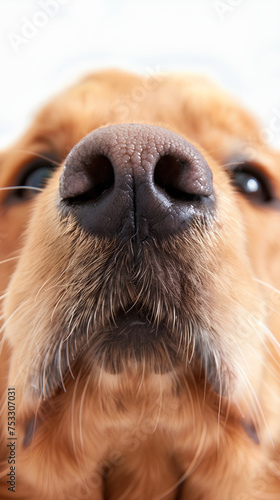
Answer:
[231,165,272,204]
[8,157,57,203]
[23,162,54,189]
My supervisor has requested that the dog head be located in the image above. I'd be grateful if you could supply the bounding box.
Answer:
[1,69,280,497]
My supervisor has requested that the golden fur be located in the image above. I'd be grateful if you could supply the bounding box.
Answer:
[0,70,280,499]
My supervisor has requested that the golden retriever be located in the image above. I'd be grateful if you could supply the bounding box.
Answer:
[0,69,280,499]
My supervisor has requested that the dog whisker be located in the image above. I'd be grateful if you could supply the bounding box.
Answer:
[0,256,20,266]
[78,372,92,463]
[254,317,280,354]
[243,289,280,317]
[156,425,208,500]
[249,318,280,371]
[254,278,280,297]
[41,354,48,400]
[0,186,43,193]
[57,341,66,392]
[0,300,29,337]
[14,149,62,167]
[71,371,82,465]
[238,364,273,445]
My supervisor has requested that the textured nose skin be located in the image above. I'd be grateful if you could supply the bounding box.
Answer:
[59,124,214,240]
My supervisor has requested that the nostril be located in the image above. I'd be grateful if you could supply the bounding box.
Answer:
[62,154,115,203]
[154,156,195,202]
[154,154,213,201]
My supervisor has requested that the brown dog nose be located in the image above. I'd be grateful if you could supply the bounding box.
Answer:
[59,124,214,240]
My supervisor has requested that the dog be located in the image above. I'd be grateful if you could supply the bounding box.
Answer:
[0,69,280,499]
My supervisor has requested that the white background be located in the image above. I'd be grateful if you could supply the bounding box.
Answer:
[1,0,280,148]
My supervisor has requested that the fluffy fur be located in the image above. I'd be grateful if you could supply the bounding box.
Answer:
[0,70,280,499]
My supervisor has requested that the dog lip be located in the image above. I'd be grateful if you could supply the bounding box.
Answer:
[80,310,183,375]
[92,311,169,348]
